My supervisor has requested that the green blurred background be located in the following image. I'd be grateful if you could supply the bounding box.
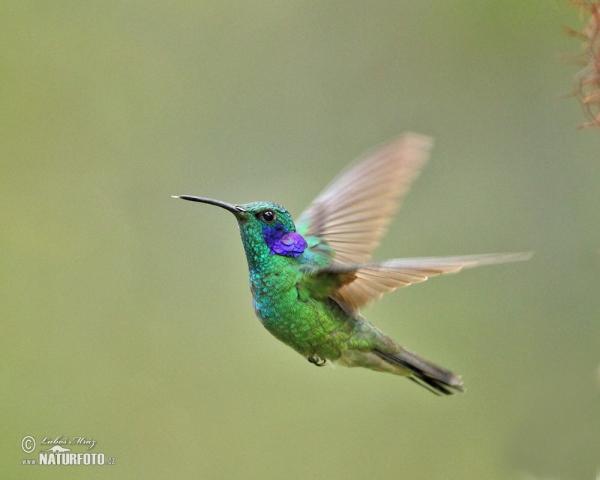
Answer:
[2,1,599,479]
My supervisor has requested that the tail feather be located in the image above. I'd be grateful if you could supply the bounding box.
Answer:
[374,349,464,396]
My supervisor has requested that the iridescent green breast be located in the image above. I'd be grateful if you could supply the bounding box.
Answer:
[248,258,354,359]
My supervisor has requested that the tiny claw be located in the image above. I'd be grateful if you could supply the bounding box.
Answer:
[307,355,327,367]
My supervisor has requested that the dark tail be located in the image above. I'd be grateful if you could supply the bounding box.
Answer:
[374,349,464,396]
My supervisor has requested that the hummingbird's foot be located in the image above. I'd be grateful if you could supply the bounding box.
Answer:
[307,355,327,367]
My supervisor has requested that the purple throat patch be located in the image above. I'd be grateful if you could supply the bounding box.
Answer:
[263,225,307,258]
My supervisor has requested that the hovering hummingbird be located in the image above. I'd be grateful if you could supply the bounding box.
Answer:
[174,134,530,395]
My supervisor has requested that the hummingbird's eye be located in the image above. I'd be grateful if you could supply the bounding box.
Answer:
[260,209,276,223]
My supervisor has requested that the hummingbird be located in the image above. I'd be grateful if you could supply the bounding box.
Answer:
[174,134,530,395]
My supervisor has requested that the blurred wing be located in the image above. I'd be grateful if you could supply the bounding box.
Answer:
[295,133,433,265]
[308,252,533,312]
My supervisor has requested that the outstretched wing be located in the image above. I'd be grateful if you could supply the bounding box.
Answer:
[295,133,433,265]
[300,252,532,312]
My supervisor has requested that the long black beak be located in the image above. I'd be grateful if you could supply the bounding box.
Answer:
[172,195,246,217]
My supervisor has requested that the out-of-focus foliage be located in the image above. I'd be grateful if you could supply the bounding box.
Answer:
[568,0,600,128]
[1,2,598,479]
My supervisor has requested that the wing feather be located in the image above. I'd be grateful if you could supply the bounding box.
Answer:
[326,252,533,311]
[296,133,433,265]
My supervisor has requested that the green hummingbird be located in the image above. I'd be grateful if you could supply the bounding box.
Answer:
[174,134,530,395]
